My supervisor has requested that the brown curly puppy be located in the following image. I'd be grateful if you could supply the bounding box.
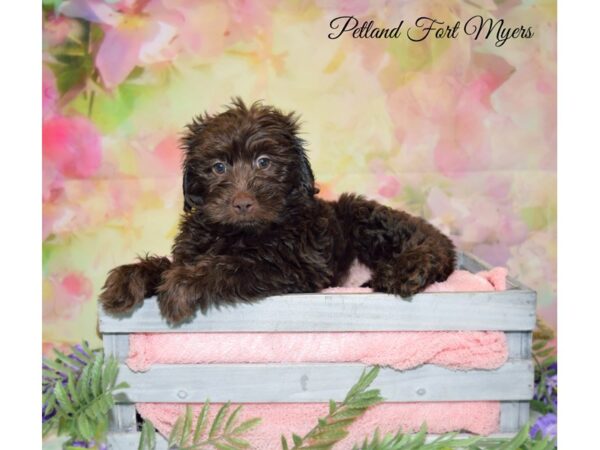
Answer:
[100,98,455,324]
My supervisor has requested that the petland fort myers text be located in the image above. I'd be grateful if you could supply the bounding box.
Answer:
[328,15,534,47]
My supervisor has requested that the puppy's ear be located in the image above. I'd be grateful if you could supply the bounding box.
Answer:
[285,112,317,197]
[181,115,208,212]
[182,167,203,212]
[296,140,317,197]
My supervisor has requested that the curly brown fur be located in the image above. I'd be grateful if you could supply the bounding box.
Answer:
[99,98,455,324]
[99,255,171,313]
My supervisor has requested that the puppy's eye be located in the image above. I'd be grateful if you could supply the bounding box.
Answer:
[212,162,226,175]
[256,156,271,170]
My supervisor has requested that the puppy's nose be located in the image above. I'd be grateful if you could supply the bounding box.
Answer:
[232,192,255,213]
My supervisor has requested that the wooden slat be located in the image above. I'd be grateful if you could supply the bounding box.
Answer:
[103,334,137,433]
[500,401,530,432]
[99,289,536,333]
[106,431,525,449]
[115,361,533,403]
[506,332,532,359]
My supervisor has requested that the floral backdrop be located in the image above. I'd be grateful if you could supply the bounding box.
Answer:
[42,0,557,349]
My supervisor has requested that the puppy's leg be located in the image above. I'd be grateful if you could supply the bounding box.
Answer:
[157,256,302,324]
[99,255,171,313]
[335,194,455,297]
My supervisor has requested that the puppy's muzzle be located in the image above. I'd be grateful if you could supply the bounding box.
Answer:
[232,192,255,214]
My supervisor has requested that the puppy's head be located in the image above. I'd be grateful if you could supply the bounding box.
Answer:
[181,98,316,228]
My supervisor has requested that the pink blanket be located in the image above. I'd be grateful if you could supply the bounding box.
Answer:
[132,267,509,445]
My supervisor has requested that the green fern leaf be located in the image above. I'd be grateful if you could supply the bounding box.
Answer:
[101,356,118,391]
[90,352,104,398]
[496,424,530,450]
[138,419,156,450]
[224,405,243,434]
[168,413,185,447]
[232,417,261,435]
[282,435,290,450]
[328,400,336,415]
[66,373,80,405]
[179,405,193,447]
[292,433,303,446]
[209,402,231,438]
[214,443,238,450]
[76,362,93,404]
[225,436,251,449]
[54,380,76,414]
[192,399,210,444]
[76,413,94,441]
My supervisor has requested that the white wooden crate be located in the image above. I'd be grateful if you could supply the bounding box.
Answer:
[98,252,536,448]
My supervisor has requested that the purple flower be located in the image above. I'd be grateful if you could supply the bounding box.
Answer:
[42,403,56,423]
[530,413,557,439]
[42,343,93,426]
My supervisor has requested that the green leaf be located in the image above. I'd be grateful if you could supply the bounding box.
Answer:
[77,413,94,441]
[232,417,261,435]
[44,357,76,379]
[209,401,230,438]
[292,433,303,446]
[102,356,118,391]
[54,381,76,415]
[93,353,106,398]
[77,363,93,404]
[309,428,349,443]
[542,355,557,368]
[214,444,237,450]
[328,400,336,415]
[193,399,210,444]
[138,419,156,450]
[67,374,80,405]
[496,423,530,450]
[535,347,554,358]
[179,405,193,447]
[168,413,184,447]
[224,404,243,433]
[281,435,289,450]
[225,436,251,449]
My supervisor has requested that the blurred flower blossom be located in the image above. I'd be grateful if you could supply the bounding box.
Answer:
[43,115,102,202]
[59,0,182,87]
[43,272,94,321]
[530,413,557,440]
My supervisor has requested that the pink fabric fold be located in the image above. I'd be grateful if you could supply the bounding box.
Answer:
[137,401,501,449]
[131,267,510,442]
[128,331,507,372]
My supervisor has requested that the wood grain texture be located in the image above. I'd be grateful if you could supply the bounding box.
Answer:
[500,401,531,432]
[114,361,533,403]
[105,430,527,449]
[98,290,536,333]
[103,334,137,433]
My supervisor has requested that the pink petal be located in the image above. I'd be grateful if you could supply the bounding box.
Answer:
[95,27,147,88]
[43,115,102,178]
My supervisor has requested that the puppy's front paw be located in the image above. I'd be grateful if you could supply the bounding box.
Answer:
[157,266,204,324]
[99,264,147,313]
[371,252,434,298]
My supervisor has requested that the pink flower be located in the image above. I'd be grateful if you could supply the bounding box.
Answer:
[43,272,93,321]
[59,0,182,88]
[43,14,82,48]
[42,115,102,201]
